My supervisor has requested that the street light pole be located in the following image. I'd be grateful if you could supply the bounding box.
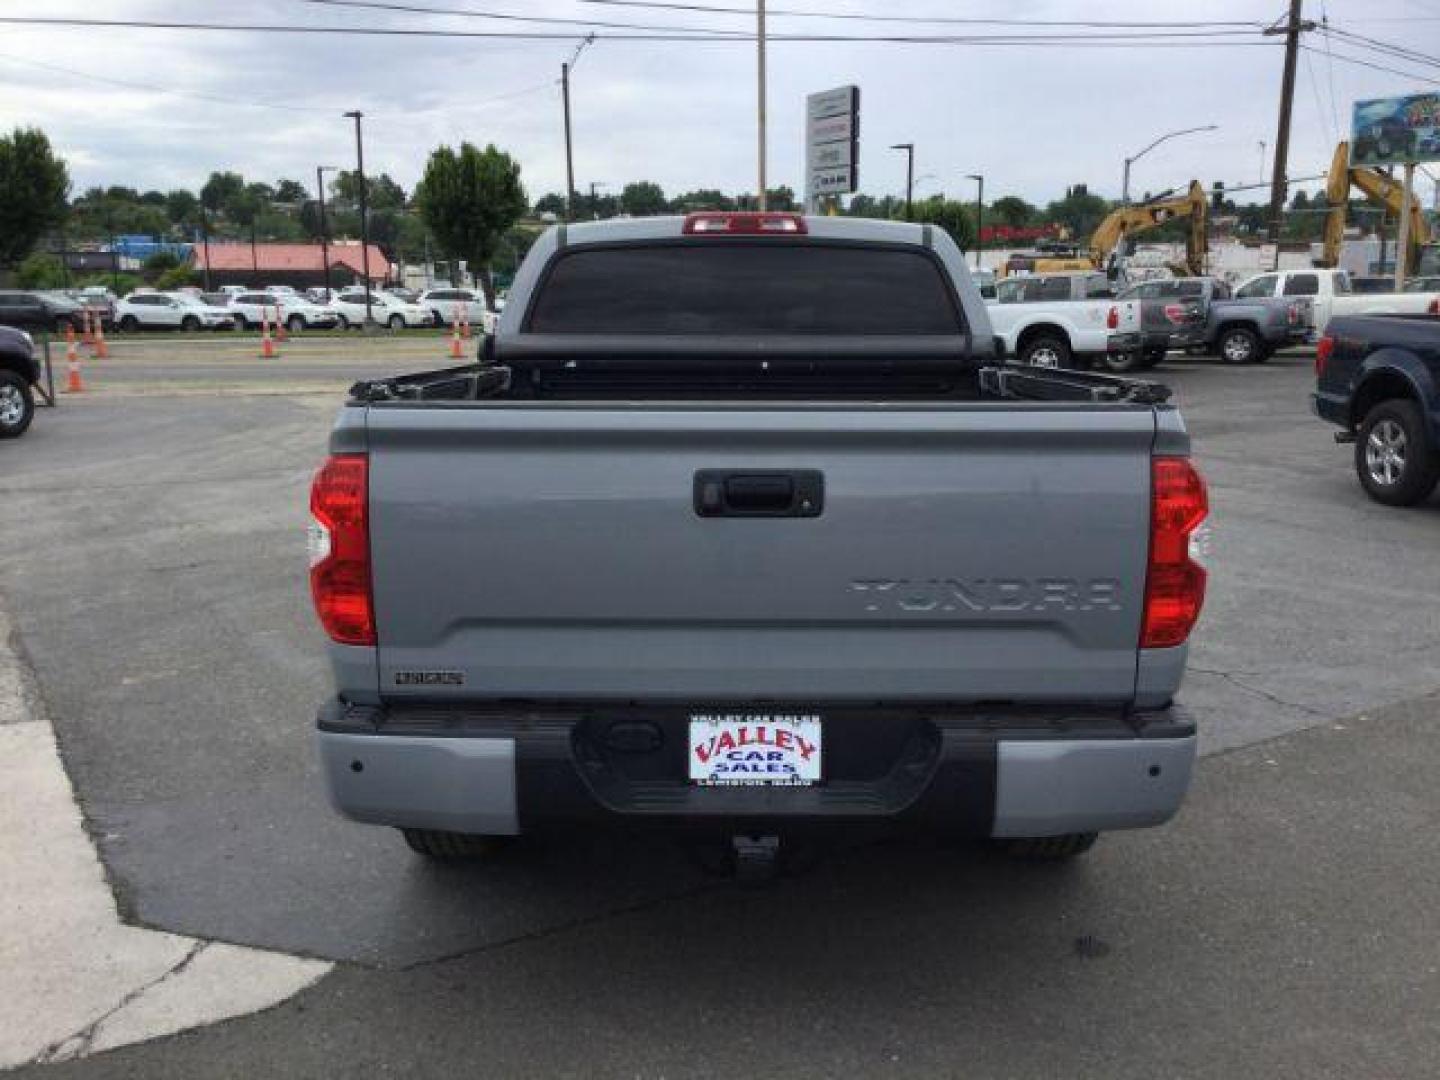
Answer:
[891,143,914,219]
[967,173,984,269]
[316,165,337,298]
[343,110,373,327]
[757,0,768,210]
[588,181,607,219]
[1122,124,1218,204]
[1258,140,1267,184]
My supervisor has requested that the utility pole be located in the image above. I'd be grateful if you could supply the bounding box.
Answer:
[891,143,914,219]
[200,205,212,292]
[757,0,768,210]
[1394,162,1417,289]
[1264,0,1315,270]
[343,110,373,327]
[588,181,607,220]
[316,165,336,298]
[967,173,984,268]
[561,36,593,222]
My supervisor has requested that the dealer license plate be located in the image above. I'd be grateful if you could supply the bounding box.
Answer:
[687,713,822,786]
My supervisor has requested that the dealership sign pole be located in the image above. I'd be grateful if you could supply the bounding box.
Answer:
[805,86,859,214]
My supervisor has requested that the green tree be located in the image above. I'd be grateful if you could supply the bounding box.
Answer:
[619,181,667,216]
[1044,185,1112,240]
[156,265,201,290]
[274,178,309,203]
[143,251,181,278]
[15,253,68,289]
[200,170,244,214]
[0,127,70,268]
[335,170,406,212]
[165,189,199,228]
[990,195,1036,229]
[415,142,527,308]
[670,189,733,212]
[533,192,567,216]
[913,197,976,250]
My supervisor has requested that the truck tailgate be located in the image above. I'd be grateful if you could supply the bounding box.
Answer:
[366,404,1157,705]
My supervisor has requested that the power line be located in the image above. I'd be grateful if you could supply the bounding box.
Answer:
[577,0,1266,29]
[0,52,555,116]
[1301,43,1440,86]
[291,0,745,35]
[0,15,1277,45]
[1324,25,1440,69]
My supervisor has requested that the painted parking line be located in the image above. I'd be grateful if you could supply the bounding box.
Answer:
[0,611,330,1068]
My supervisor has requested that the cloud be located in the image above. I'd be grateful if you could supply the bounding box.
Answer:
[0,0,1433,205]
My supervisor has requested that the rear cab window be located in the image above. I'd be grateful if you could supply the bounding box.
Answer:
[1236,275,1277,299]
[1283,273,1319,297]
[525,243,964,335]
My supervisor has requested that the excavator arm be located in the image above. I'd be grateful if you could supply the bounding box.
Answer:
[1319,141,1433,274]
[1087,180,1209,276]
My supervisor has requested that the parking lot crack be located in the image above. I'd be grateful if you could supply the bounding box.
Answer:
[1188,666,1332,720]
[31,941,209,1065]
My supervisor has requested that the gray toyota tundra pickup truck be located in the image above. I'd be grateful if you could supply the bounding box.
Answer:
[310,212,1209,863]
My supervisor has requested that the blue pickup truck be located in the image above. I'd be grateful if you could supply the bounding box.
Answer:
[1314,314,1440,505]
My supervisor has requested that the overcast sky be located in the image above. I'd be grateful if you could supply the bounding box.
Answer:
[1,0,1437,208]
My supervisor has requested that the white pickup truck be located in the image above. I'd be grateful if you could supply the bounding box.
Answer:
[986,271,1143,369]
[1233,268,1440,335]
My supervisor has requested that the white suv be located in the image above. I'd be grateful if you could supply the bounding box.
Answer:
[115,292,235,332]
[332,289,434,329]
[226,290,339,331]
[418,287,500,334]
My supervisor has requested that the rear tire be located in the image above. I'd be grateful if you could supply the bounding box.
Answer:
[401,828,509,859]
[119,314,139,332]
[388,314,405,330]
[180,315,200,332]
[1018,333,1071,370]
[335,313,350,330]
[0,371,35,438]
[1217,326,1261,365]
[287,314,306,332]
[1096,349,1151,374]
[990,832,1098,860]
[1355,399,1440,507]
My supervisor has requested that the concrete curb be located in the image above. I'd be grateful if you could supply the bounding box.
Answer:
[0,612,331,1068]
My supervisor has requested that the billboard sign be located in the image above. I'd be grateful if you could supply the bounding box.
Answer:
[805,85,859,205]
[1350,93,1440,167]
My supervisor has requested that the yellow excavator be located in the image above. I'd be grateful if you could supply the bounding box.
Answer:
[1318,141,1436,277]
[999,181,1209,279]
[1087,180,1209,278]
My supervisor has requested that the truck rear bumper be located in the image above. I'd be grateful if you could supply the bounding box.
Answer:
[317,700,1196,839]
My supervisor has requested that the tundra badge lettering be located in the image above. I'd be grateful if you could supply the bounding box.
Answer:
[850,577,1123,613]
[393,670,466,686]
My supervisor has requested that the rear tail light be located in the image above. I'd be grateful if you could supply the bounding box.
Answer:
[1315,334,1334,378]
[1428,298,1439,316]
[1162,303,1188,325]
[683,212,807,235]
[1141,457,1209,650]
[1287,302,1300,325]
[1106,305,1119,330]
[309,453,375,646]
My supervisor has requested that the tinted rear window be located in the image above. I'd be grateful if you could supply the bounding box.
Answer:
[527,243,963,334]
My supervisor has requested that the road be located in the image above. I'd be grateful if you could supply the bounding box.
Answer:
[2,339,1438,1077]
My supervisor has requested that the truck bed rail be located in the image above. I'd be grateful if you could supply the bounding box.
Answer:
[349,361,1171,407]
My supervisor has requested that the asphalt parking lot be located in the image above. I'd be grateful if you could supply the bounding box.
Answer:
[2,338,1438,1077]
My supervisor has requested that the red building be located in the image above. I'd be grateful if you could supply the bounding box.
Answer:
[191,241,391,289]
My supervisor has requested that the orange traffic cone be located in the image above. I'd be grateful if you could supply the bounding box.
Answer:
[65,326,84,392]
[275,304,289,343]
[261,309,277,359]
[448,313,463,359]
[93,317,109,359]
